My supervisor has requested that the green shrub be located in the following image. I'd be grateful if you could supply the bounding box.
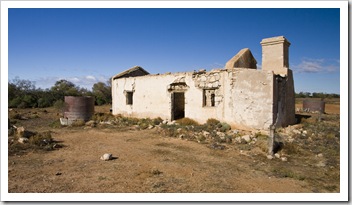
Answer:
[37,98,52,108]
[139,122,149,130]
[206,118,220,126]
[219,122,231,132]
[9,97,22,108]
[18,102,28,109]
[49,120,62,128]
[71,119,86,127]
[152,117,163,125]
[92,112,114,122]
[53,100,66,114]
[29,131,53,146]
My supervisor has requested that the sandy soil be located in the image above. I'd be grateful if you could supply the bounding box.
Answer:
[7,102,340,194]
[8,127,311,193]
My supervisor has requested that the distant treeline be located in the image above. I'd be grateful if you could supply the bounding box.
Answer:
[8,77,340,109]
[295,92,340,99]
[8,77,111,108]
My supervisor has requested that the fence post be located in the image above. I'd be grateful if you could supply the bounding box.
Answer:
[268,125,275,155]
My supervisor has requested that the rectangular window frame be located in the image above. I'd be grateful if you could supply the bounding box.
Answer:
[126,91,133,105]
[203,89,216,107]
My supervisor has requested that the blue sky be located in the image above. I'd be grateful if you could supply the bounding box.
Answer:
[8,8,341,94]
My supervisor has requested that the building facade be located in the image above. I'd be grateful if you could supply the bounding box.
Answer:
[111,36,296,130]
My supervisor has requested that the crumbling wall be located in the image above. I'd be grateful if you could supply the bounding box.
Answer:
[228,68,275,130]
[112,74,176,119]
[225,48,257,69]
[192,70,224,106]
[112,72,207,121]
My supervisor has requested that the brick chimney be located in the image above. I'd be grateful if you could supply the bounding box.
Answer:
[260,36,290,75]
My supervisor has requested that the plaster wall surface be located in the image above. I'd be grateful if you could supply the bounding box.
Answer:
[112,69,275,130]
[112,74,181,119]
[228,69,274,129]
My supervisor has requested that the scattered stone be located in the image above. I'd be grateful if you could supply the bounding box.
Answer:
[202,131,210,138]
[16,126,26,137]
[18,137,29,144]
[231,129,240,135]
[317,153,324,158]
[241,135,251,143]
[100,121,112,125]
[302,130,307,135]
[292,129,301,135]
[316,161,326,167]
[167,121,176,125]
[287,137,294,143]
[209,143,225,150]
[267,155,274,160]
[177,128,182,133]
[22,116,29,120]
[53,144,62,149]
[162,120,168,124]
[148,125,154,129]
[85,120,96,127]
[55,172,62,176]
[281,157,288,162]
[60,118,70,126]
[274,153,280,158]
[216,132,225,138]
[100,153,113,161]
[179,134,185,139]
[234,137,242,143]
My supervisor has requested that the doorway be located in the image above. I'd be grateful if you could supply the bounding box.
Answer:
[171,92,185,121]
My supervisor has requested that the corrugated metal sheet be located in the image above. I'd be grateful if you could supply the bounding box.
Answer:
[303,100,325,113]
[64,96,95,121]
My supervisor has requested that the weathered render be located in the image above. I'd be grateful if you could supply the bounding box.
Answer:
[111,36,295,130]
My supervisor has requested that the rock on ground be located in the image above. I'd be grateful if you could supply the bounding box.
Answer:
[100,153,113,161]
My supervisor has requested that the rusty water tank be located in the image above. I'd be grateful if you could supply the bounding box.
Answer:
[303,99,325,113]
[64,96,95,121]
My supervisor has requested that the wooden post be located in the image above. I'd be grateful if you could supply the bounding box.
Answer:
[268,125,275,155]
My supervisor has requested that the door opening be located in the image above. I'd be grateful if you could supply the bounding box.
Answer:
[171,92,185,121]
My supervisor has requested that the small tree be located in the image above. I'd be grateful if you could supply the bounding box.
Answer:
[92,81,111,105]
[53,100,67,115]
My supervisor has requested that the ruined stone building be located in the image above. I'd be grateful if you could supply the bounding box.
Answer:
[111,36,296,130]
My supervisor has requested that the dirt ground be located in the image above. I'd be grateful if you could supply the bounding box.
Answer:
[7,103,340,193]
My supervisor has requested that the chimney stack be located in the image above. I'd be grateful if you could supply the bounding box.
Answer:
[260,36,290,75]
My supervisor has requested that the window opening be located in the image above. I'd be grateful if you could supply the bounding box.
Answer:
[211,94,215,107]
[126,91,133,105]
[203,89,217,107]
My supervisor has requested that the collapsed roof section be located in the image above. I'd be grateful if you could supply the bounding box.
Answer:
[112,66,149,80]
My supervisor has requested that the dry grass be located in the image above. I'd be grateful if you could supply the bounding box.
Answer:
[176,117,199,126]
